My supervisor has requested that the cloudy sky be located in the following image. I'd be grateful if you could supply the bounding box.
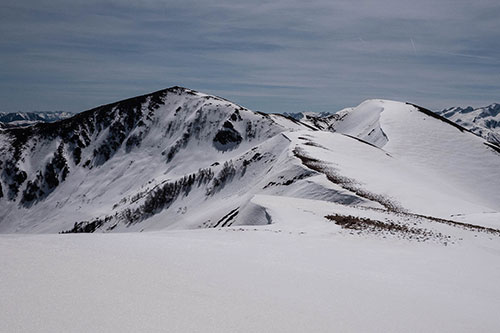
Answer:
[1,0,499,113]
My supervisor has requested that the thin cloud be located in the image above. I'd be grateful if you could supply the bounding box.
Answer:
[0,0,499,112]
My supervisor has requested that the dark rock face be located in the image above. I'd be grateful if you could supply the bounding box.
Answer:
[1,160,27,200]
[213,128,243,151]
[213,121,243,150]
[21,144,69,206]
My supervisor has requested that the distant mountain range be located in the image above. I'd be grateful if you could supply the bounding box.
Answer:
[437,104,500,145]
[0,111,71,127]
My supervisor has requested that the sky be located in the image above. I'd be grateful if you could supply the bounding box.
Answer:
[1,0,499,113]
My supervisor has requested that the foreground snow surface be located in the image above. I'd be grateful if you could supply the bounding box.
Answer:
[2,225,500,332]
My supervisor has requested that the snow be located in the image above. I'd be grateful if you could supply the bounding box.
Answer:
[1,92,499,233]
[1,93,499,232]
[332,99,388,147]
[1,224,500,332]
[379,101,500,212]
[2,90,500,331]
[0,90,294,233]
[329,99,500,224]
[450,212,500,229]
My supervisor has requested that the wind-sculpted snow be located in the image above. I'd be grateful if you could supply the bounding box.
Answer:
[331,100,389,147]
[0,90,499,233]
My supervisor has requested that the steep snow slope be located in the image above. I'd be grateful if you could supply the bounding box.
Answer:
[438,103,500,145]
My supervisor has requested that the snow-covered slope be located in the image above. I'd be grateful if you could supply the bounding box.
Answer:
[1,90,499,234]
[2,89,500,332]
[438,103,500,145]
[0,87,319,233]
[329,100,500,223]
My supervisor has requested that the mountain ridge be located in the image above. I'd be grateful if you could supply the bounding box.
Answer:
[1,88,499,234]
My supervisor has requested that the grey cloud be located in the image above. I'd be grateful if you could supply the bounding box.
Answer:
[0,0,499,112]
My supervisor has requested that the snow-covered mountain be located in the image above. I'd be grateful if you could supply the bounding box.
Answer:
[2,88,500,332]
[437,103,500,145]
[1,87,499,234]
[0,87,308,233]
[0,111,71,127]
